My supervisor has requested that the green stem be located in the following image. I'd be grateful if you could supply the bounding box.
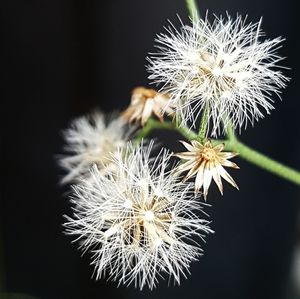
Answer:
[198,106,209,142]
[134,0,300,187]
[226,122,236,141]
[185,0,200,21]
[183,0,300,185]
[225,139,300,185]
[134,118,197,142]
[223,116,300,184]
[185,0,210,141]
[134,118,300,186]
[134,121,154,143]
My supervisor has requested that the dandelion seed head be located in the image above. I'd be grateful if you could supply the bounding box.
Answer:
[144,210,155,221]
[59,112,130,184]
[64,141,212,290]
[147,14,288,135]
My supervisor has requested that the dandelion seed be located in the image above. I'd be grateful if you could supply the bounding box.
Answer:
[64,141,212,290]
[122,87,174,126]
[174,140,239,198]
[59,112,129,184]
[147,14,288,135]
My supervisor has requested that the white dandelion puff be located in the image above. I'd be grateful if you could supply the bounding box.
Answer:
[59,111,130,184]
[147,14,288,135]
[64,141,213,290]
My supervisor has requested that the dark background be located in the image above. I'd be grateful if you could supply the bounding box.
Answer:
[1,0,300,298]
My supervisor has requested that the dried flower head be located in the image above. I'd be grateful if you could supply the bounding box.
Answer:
[122,86,174,126]
[64,142,212,290]
[59,112,129,184]
[147,14,288,135]
[174,140,239,198]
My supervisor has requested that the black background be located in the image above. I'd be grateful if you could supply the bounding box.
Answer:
[1,0,300,298]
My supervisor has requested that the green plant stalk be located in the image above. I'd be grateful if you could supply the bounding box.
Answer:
[135,118,197,143]
[198,106,209,142]
[135,119,300,186]
[135,0,300,187]
[183,0,300,185]
[226,122,236,141]
[225,139,300,185]
[185,0,210,142]
[185,0,200,21]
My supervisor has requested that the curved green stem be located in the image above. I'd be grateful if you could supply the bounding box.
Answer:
[134,0,300,187]
[225,139,300,185]
[134,118,197,143]
[134,119,300,186]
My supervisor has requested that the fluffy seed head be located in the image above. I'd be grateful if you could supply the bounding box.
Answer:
[64,141,212,290]
[147,14,288,135]
[59,112,129,184]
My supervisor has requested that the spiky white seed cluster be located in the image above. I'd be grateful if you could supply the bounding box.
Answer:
[59,112,129,184]
[147,14,288,135]
[64,142,212,290]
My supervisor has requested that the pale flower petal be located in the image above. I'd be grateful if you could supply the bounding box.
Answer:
[217,165,239,190]
[122,87,174,126]
[211,166,224,195]
[174,140,239,197]
[179,140,197,152]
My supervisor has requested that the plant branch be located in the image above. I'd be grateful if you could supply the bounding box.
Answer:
[185,0,200,21]
[134,118,197,142]
[198,106,209,142]
[225,139,300,186]
[185,0,211,141]
[134,118,300,186]
[134,0,300,187]
[226,122,236,141]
